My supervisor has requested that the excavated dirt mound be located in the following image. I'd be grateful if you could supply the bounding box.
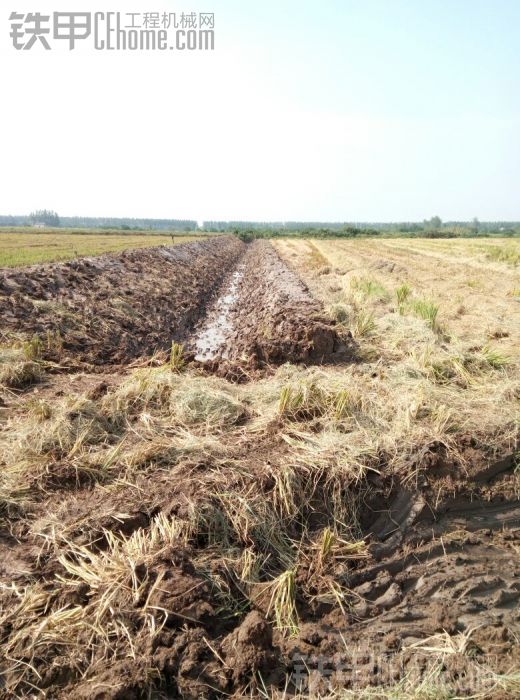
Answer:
[226,241,347,364]
[0,237,244,365]
[190,241,349,370]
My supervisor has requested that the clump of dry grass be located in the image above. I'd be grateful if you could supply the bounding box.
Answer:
[116,432,222,472]
[0,393,121,516]
[102,366,178,413]
[21,330,64,360]
[266,569,299,636]
[408,298,440,330]
[411,343,512,388]
[278,380,354,421]
[350,276,390,302]
[104,368,247,432]
[0,369,249,518]
[396,282,412,306]
[485,244,520,267]
[0,359,43,389]
[352,310,376,337]
[329,302,350,324]
[169,341,185,371]
[173,382,246,428]
[0,332,65,390]
[0,343,45,389]
[7,395,116,460]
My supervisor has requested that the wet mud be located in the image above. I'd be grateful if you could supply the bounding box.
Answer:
[0,237,244,365]
[1,238,347,372]
[193,266,245,362]
[0,238,518,698]
[1,426,518,698]
[190,241,349,371]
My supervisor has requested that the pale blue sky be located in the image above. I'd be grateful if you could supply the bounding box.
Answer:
[1,0,518,221]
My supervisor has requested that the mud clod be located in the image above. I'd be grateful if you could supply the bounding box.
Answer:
[220,611,277,684]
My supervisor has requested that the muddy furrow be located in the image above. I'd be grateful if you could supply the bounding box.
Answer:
[1,238,350,371]
[284,529,519,692]
[189,240,351,370]
[0,236,244,364]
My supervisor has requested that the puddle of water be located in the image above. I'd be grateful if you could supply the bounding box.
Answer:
[194,268,243,361]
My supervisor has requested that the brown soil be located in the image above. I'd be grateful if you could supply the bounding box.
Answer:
[1,238,518,698]
[1,419,518,698]
[1,238,347,374]
[223,241,346,364]
[0,237,244,365]
[190,241,350,373]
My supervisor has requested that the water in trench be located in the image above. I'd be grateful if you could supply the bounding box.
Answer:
[193,267,244,361]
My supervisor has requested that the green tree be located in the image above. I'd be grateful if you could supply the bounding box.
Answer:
[29,209,60,227]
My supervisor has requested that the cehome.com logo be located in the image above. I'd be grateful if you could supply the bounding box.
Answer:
[9,11,215,51]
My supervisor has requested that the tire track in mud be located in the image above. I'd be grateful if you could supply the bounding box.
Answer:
[281,470,520,693]
[1,430,518,696]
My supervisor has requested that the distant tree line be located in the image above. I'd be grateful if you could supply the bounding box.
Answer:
[203,217,520,239]
[0,215,197,231]
[0,213,519,238]
[202,218,520,237]
[60,217,198,231]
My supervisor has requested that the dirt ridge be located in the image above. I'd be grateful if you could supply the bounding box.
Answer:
[190,241,350,371]
[0,236,244,364]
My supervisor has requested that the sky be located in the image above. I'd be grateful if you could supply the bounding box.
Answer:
[0,0,519,222]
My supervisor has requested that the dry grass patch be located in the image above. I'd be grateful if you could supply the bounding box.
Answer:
[0,514,197,695]
[484,243,520,267]
[0,359,43,389]
[103,367,247,432]
[0,367,249,518]
[0,344,45,390]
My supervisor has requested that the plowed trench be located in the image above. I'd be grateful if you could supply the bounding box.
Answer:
[188,240,347,368]
[193,265,245,361]
[0,238,345,368]
[0,236,244,364]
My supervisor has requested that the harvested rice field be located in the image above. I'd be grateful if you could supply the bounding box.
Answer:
[0,236,519,699]
[0,231,206,268]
